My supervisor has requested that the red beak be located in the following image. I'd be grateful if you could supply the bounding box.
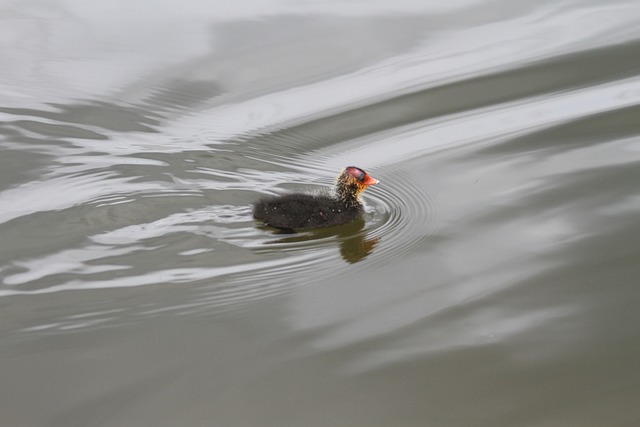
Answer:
[363,174,379,186]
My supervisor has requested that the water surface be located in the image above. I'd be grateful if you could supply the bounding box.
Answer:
[2,1,640,426]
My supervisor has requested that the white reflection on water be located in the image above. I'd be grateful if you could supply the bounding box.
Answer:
[0,250,322,297]
[169,2,640,142]
[311,76,640,168]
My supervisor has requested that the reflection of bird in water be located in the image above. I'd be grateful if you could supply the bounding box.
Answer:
[266,218,381,264]
[338,222,380,264]
[253,166,379,231]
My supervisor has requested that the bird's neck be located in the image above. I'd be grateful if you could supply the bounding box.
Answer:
[336,183,362,208]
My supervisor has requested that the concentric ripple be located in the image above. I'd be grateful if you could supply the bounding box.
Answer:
[363,168,443,263]
[229,166,444,305]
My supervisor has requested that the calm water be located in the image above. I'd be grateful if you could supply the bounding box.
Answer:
[2,1,640,426]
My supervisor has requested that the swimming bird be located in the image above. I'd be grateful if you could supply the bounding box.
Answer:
[253,166,379,230]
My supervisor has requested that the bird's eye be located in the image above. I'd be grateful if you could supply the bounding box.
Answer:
[355,169,365,182]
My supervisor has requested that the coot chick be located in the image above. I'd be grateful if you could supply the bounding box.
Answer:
[253,166,379,230]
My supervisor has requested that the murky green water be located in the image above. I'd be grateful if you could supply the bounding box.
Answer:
[2,1,640,426]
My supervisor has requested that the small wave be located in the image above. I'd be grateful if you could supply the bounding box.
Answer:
[365,168,442,263]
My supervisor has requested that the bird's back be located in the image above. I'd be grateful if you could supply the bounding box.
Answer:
[253,193,362,229]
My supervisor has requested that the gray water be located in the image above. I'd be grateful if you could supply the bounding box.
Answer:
[2,1,640,426]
